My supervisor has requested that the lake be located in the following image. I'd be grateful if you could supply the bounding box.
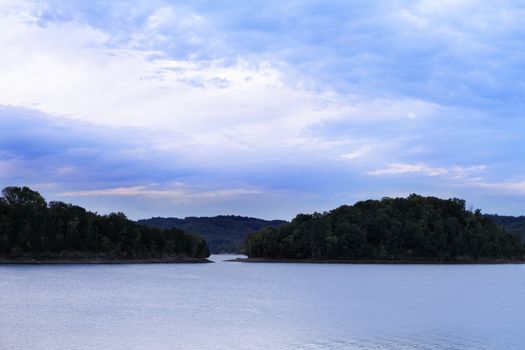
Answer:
[1,255,524,349]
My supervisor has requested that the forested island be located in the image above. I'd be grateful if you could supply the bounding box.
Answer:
[0,187,210,263]
[2,187,524,264]
[139,216,286,253]
[240,195,525,263]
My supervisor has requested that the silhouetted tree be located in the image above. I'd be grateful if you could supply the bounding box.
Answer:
[0,186,210,260]
[242,195,524,261]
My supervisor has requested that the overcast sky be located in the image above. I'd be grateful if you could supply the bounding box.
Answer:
[1,0,524,220]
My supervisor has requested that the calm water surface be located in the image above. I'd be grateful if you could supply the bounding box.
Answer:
[1,255,524,349]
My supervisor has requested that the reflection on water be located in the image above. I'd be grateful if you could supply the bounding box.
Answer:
[0,255,524,349]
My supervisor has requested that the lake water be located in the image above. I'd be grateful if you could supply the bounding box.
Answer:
[1,255,524,349]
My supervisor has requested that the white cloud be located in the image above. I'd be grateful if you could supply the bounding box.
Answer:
[467,180,525,194]
[368,163,447,176]
[2,1,523,218]
[0,4,452,169]
[368,163,486,178]
[340,146,371,161]
[0,9,344,146]
[58,184,262,202]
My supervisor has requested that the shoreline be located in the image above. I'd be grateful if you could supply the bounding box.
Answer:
[0,257,213,265]
[228,257,525,265]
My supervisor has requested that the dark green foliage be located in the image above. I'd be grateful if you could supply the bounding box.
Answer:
[0,186,210,260]
[138,216,287,253]
[487,215,525,239]
[242,195,525,261]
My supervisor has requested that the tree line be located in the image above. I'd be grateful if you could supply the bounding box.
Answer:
[139,216,287,253]
[242,195,524,261]
[0,186,210,260]
[486,214,525,239]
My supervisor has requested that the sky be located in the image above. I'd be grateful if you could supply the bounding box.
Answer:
[1,0,525,220]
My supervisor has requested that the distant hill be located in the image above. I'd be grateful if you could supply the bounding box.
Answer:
[137,216,287,254]
[486,215,525,238]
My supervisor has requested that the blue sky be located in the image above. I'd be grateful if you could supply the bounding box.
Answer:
[1,0,524,219]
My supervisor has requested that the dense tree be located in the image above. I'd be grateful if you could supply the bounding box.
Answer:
[0,187,210,260]
[242,195,524,261]
[138,216,287,253]
[487,214,525,239]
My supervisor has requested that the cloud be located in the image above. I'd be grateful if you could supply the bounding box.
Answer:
[467,180,525,195]
[58,184,262,201]
[0,106,190,187]
[1,1,525,217]
[368,163,487,179]
[0,7,353,150]
[340,146,371,161]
